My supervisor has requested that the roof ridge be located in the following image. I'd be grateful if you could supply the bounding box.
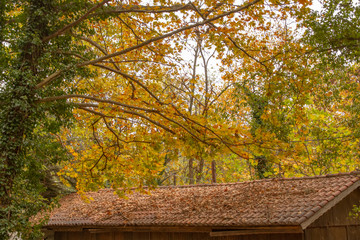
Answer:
[92,171,360,193]
[152,171,360,190]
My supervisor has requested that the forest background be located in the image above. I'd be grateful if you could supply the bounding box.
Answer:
[0,0,359,239]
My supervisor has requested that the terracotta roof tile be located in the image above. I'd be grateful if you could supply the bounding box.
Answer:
[43,171,360,228]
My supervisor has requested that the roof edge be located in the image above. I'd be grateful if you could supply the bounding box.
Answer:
[300,179,360,229]
[45,225,301,232]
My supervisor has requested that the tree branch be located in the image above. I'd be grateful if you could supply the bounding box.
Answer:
[79,0,261,67]
[78,107,132,122]
[75,101,175,134]
[189,2,270,73]
[42,0,110,42]
[95,3,193,15]
[78,107,109,118]
[34,0,262,89]
[37,94,159,113]
[91,63,162,103]
[35,68,69,89]
[73,102,99,108]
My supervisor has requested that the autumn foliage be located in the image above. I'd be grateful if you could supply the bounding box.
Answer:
[1,0,360,238]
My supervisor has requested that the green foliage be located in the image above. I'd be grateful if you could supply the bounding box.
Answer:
[299,0,360,176]
[0,0,92,238]
[350,204,360,219]
[305,0,360,64]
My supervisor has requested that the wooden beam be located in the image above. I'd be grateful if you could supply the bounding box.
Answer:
[210,227,303,237]
[48,225,305,234]
[48,227,83,232]
[72,226,212,233]
[306,223,360,229]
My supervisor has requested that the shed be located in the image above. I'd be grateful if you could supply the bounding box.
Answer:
[42,172,360,240]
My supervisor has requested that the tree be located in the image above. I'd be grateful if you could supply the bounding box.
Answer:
[305,0,360,64]
[291,0,360,175]
[0,0,314,238]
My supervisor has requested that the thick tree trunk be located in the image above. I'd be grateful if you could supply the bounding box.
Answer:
[0,0,50,238]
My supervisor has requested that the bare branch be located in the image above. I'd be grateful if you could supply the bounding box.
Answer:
[78,107,109,118]
[119,108,175,134]
[90,118,108,176]
[73,102,99,108]
[102,117,121,147]
[189,32,200,114]
[189,2,270,73]
[155,111,213,146]
[78,107,133,123]
[116,16,162,56]
[102,117,153,144]
[79,36,108,55]
[35,68,69,89]
[78,35,127,75]
[208,83,233,107]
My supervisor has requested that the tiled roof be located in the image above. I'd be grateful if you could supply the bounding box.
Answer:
[44,172,360,228]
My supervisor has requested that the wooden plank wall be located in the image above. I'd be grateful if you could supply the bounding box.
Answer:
[305,188,360,240]
[54,231,302,240]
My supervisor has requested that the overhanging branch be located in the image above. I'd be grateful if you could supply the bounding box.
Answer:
[78,0,262,68]
[35,0,262,89]
[95,3,193,15]
[37,94,159,113]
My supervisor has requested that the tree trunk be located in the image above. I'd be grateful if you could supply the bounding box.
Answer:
[0,0,51,238]
[255,155,270,179]
[211,160,216,183]
[196,157,204,183]
[188,158,195,184]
